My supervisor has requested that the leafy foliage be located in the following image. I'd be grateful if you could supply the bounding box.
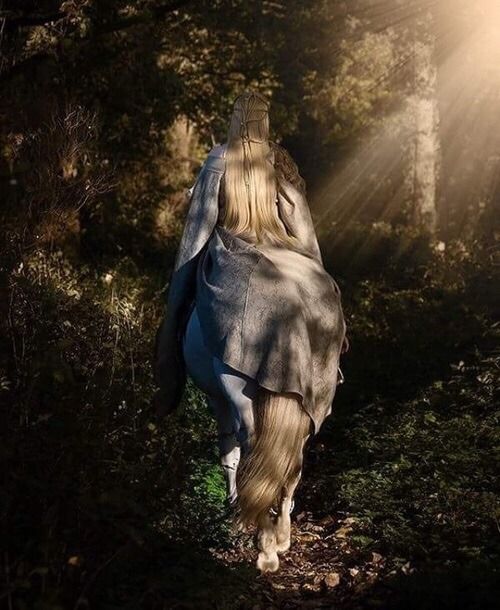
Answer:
[1,1,499,608]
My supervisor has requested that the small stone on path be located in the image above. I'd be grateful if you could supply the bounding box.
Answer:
[324,572,341,588]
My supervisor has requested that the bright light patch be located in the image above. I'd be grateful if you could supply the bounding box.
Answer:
[315,0,500,241]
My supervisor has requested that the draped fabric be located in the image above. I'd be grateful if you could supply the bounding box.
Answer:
[154,144,346,432]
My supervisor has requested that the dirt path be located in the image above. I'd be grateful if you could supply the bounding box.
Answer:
[208,499,414,610]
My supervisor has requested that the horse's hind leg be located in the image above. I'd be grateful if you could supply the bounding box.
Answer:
[183,308,242,505]
[208,396,241,506]
[255,475,299,572]
[212,358,258,455]
[274,471,301,554]
[256,513,279,573]
[275,428,309,554]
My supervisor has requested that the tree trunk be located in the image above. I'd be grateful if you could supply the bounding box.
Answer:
[411,38,440,234]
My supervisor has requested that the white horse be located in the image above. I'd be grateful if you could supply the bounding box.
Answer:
[155,91,346,573]
[182,304,310,572]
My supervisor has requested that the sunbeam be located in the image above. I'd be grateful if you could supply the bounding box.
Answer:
[314,0,500,240]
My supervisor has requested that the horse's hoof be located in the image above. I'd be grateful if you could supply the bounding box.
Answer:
[257,551,279,573]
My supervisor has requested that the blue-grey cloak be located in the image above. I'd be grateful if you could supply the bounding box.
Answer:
[155,144,346,433]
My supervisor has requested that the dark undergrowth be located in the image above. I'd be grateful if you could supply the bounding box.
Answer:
[1,226,499,609]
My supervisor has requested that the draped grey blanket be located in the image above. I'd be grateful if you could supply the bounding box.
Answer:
[155,145,346,433]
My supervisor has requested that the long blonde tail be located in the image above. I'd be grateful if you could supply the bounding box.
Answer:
[236,392,311,528]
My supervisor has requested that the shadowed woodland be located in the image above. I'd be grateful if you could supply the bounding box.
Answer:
[0,1,499,608]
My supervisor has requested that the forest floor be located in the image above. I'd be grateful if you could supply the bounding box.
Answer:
[170,241,499,610]
[132,240,499,610]
[4,235,499,610]
[206,354,499,610]
[138,349,499,610]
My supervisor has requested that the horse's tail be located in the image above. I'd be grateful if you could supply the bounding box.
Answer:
[236,392,311,528]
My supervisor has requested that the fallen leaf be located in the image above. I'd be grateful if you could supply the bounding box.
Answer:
[334,526,352,539]
[371,552,383,564]
[324,572,341,588]
[301,582,321,593]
